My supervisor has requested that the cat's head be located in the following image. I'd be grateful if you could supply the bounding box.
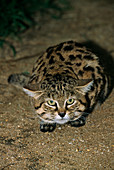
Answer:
[23,79,93,124]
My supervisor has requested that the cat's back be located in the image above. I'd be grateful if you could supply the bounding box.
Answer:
[30,40,106,83]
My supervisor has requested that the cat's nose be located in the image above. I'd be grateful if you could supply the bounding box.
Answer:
[59,112,66,118]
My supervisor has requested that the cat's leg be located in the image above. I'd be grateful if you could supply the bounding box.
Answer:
[40,121,56,132]
[70,116,86,127]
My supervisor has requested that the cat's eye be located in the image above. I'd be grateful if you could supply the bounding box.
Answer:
[47,100,56,106]
[66,98,74,105]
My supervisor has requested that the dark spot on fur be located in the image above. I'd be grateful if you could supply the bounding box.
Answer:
[76,54,82,60]
[83,66,94,71]
[57,85,60,90]
[46,78,50,81]
[49,56,55,64]
[76,63,81,66]
[64,45,73,51]
[84,55,94,60]
[69,55,75,60]
[55,43,63,51]
[65,62,73,65]
[56,53,65,61]
[59,65,63,67]
[67,40,74,44]
[38,62,45,71]
[78,70,84,76]
[91,86,94,91]
[49,66,54,70]
[29,74,36,83]
[32,66,37,72]
[92,73,95,79]
[47,93,51,98]
[38,55,43,60]
[46,49,53,58]
[46,74,52,77]
[76,49,84,53]
[38,59,43,65]
[46,46,53,53]
[52,84,55,88]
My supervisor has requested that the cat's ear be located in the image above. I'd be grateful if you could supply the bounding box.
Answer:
[75,79,93,94]
[23,84,43,99]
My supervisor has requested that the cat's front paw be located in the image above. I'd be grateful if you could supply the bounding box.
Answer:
[70,117,86,127]
[40,123,56,132]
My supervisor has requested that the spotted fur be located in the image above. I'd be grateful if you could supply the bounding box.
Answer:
[8,41,111,132]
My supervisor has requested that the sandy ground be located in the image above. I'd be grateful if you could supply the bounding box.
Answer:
[0,0,114,169]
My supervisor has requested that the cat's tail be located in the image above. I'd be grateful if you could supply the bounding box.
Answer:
[8,72,30,87]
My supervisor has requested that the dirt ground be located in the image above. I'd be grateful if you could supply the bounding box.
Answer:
[0,0,114,169]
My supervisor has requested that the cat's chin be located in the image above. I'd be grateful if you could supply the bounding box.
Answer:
[55,119,69,124]
[55,114,70,124]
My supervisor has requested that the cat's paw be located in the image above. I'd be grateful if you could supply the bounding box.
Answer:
[40,123,56,132]
[70,117,86,127]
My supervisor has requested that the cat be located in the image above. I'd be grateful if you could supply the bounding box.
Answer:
[8,40,111,132]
